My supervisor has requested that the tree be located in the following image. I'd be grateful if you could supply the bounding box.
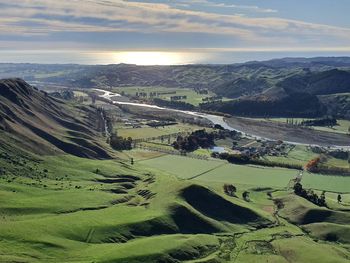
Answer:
[293,182,303,195]
[130,158,134,165]
[305,157,321,172]
[293,182,326,207]
[338,194,342,203]
[223,184,237,196]
[319,191,326,207]
[242,191,250,202]
[110,133,132,150]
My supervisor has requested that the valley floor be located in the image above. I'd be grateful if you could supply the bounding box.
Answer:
[225,117,350,148]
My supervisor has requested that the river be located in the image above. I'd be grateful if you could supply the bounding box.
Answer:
[94,89,350,150]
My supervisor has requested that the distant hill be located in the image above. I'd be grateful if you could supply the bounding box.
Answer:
[2,57,350,91]
[277,69,350,95]
[202,68,350,118]
[1,57,350,118]
[200,92,326,118]
[0,79,111,158]
[212,77,269,98]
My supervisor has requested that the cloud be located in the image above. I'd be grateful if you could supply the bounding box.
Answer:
[0,0,349,50]
[173,0,278,13]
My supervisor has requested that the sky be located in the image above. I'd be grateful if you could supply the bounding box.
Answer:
[0,0,350,64]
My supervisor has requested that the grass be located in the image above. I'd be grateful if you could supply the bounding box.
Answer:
[302,172,350,193]
[117,123,203,139]
[266,145,319,167]
[112,86,232,106]
[325,157,350,169]
[140,154,225,179]
[73,90,89,97]
[141,154,298,188]
[195,163,298,188]
[2,152,350,262]
[0,153,273,262]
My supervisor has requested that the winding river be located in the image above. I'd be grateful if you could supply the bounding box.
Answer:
[94,89,350,150]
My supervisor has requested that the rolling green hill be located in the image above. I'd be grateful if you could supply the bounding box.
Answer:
[1,79,350,262]
[277,69,350,95]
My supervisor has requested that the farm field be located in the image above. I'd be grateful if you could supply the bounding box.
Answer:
[117,123,204,139]
[194,163,298,188]
[140,154,225,179]
[301,173,350,193]
[266,145,319,166]
[325,157,350,169]
[141,153,350,194]
[112,86,232,105]
[141,154,298,188]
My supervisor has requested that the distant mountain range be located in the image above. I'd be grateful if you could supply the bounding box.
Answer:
[1,57,350,118]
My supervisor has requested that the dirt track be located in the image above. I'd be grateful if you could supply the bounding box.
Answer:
[225,117,350,147]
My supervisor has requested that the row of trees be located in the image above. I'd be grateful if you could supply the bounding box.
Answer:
[300,117,337,128]
[212,152,302,170]
[152,98,195,111]
[293,182,327,207]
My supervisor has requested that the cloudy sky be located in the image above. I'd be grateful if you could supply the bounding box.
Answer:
[1,0,350,64]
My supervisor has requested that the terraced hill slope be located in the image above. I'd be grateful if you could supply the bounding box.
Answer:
[0,79,111,158]
[1,79,350,262]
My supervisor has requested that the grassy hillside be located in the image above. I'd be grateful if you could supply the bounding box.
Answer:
[0,79,111,158]
[1,79,350,262]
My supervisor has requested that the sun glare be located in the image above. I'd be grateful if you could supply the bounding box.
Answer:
[113,51,188,65]
[86,51,213,65]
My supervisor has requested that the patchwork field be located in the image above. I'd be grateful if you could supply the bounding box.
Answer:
[141,154,298,188]
[141,154,350,193]
[140,154,225,179]
[194,164,298,188]
[266,145,320,166]
[112,86,232,106]
[117,123,203,140]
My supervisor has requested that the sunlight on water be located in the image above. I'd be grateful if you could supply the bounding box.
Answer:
[111,51,208,65]
[1,50,350,65]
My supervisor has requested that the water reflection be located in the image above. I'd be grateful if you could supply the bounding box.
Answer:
[1,50,350,65]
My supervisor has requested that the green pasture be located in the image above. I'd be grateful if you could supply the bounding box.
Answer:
[141,154,298,188]
[140,154,225,179]
[302,172,350,193]
[117,123,203,139]
[113,86,231,106]
[266,145,319,166]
